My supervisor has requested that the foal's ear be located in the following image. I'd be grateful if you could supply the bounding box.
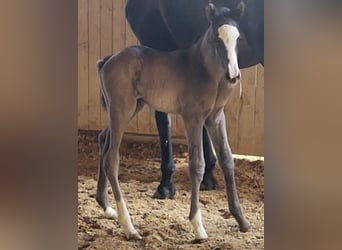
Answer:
[205,3,217,21]
[231,0,245,21]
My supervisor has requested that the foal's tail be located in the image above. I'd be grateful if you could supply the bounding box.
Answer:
[97,55,112,110]
[97,55,112,72]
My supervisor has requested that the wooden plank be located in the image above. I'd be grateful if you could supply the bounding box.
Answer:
[225,81,242,153]
[100,0,113,58]
[125,21,138,45]
[254,64,264,156]
[88,0,101,130]
[171,114,177,137]
[112,0,125,53]
[149,108,158,136]
[236,66,257,155]
[173,113,186,138]
[100,0,113,128]
[78,0,89,129]
[174,115,186,138]
[137,106,151,134]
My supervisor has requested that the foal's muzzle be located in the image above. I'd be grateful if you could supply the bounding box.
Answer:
[225,72,241,84]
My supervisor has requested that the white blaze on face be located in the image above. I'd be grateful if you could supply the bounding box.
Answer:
[218,24,240,80]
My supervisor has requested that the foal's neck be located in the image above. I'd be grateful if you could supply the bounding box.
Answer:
[191,26,224,82]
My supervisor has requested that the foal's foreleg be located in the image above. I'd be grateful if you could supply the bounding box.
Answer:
[206,111,251,232]
[96,126,117,218]
[183,117,208,240]
[201,126,217,190]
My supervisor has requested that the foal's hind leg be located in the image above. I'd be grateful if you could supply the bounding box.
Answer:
[103,105,142,240]
[96,127,117,218]
[206,110,250,232]
[201,126,217,190]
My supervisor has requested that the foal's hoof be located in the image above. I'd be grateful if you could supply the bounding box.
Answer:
[239,220,251,232]
[192,238,208,244]
[126,232,142,241]
[200,174,217,190]
[152,184,175,199]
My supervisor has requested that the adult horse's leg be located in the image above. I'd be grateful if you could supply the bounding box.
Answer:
[96,126,117,218]
[153,112,217,197]
[153,111,176,199]
[201,126,217,190]
[206,109,251,232]
[183,116,208,240]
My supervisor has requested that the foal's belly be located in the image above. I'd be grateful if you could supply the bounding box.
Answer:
[137,79,182,114]
[137,78,218,116]
[134,55,221,115]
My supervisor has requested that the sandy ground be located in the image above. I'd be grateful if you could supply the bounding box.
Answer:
[78,132,264,249]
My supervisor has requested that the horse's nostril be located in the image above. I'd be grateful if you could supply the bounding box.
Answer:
[225,73,230,81]
[225,73,238,84]
[225,72,240,84]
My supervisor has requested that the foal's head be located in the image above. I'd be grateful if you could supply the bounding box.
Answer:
[206,3,243,84]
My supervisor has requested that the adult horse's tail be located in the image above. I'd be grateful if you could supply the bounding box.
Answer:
[97,55,112,110]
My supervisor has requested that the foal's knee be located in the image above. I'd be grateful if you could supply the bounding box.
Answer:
[189,159,205,183]
[220,157,235,175]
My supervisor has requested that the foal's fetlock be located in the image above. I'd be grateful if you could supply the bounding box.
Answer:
[190,210,208,240]
[224,206,251,233]
[231,207,251,232]
[95,194,108,211]
[104,207,117,219]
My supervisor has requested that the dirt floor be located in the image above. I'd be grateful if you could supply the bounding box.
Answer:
[78,132,264,249]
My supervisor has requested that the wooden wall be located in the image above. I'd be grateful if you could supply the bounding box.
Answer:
[78,0,264,156]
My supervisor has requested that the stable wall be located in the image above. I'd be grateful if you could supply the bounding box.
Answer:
[78,0,264,156]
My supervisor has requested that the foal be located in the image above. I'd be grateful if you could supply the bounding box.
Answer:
[96,4,250,240]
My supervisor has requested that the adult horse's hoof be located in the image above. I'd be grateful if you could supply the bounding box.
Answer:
[200,172,217,190]
[152,184,175,199]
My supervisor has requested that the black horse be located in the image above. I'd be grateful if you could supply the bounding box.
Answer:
[125,0,264,198]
